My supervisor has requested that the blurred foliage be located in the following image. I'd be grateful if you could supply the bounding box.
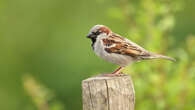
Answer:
[0,0,195,110]
[23,74,65,110]
[113,0,195,110]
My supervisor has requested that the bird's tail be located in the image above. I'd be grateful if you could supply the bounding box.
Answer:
[143,53,176,62]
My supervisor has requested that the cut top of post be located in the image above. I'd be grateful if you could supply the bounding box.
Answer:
[82,74,135,110]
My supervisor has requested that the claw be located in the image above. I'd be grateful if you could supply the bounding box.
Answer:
[102,72,125,77]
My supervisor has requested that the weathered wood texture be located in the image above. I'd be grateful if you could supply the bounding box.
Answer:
[82,74,135,110]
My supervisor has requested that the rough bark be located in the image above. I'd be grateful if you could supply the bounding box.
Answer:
[82,74,135,110]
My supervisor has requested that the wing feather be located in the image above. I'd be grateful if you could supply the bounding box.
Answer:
[103,33,150,58]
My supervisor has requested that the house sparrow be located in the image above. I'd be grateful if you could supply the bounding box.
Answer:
[86,25,175,76]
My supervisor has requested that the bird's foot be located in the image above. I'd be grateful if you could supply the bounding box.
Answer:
[102,72,125,77]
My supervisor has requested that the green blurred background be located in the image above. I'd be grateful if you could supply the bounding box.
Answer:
[0,0,195,110]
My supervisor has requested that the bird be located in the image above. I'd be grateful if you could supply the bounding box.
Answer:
[86,24,176,76]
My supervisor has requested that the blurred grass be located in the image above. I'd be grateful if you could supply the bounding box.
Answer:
[0,0,195,110]
[23,74,65,110]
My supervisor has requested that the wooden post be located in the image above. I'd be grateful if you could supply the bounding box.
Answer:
[82,74,135,110]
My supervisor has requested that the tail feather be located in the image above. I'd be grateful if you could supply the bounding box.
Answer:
[142,53,176,62]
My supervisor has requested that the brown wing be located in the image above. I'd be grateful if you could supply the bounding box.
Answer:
[103,33,150,58]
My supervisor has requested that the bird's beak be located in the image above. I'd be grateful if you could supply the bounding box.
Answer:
[86,33,93,38]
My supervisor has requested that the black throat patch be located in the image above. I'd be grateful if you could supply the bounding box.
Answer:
[91,37,97,50]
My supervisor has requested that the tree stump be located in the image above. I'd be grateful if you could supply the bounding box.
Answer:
[82,74,135,110]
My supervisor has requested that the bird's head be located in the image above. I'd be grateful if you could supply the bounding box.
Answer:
[86,25,111,41]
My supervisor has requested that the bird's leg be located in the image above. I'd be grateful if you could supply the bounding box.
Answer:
[102,67,125,77]
[111,66,124,75]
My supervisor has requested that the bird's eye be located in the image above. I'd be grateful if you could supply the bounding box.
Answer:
[93,31,100,35]
[92,32,96,34]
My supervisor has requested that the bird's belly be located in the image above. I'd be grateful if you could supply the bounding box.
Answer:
[101,52,133,67]
[94,42,133,67]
